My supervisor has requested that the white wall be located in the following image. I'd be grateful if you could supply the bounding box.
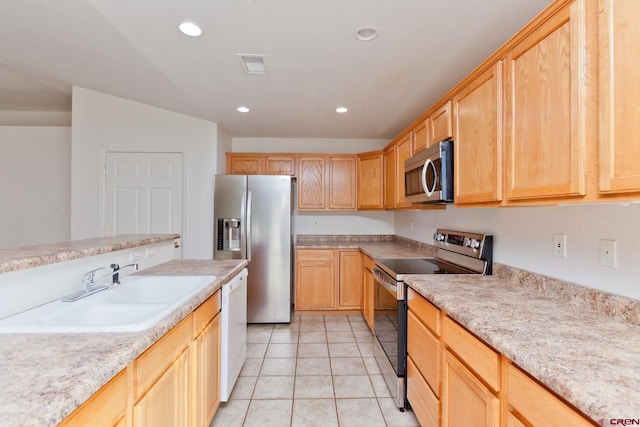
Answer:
[71,87,218,259]
[0,111,71,126]
[216,126,233,173]
[233,137,389,154]
[395,204,640,300]
[0,126,71,248]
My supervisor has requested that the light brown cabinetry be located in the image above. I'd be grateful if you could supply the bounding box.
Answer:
[61,290,223,427]
[226,154,265,175]
[338,250,362,308]
[295,248,363,312]
[383,133,413,210]
[406,288,441,427]
[295,249,336,310]
[503,361,594,427]
[298,156,327,210]
[59,370,127,427]
[429,100,453,147]
[406,289,595,427]
[226,153,297,176]
[383,145,396,209]
[297,155,357,211]
[598,0,640,195]
[357,151,384,209]
[191,292,221,427]
[412,120,429,154]
[505,0,588,201]
[361,253,375,331]
[453,61,503,205]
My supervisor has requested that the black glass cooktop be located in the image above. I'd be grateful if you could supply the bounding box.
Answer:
[376,257,475,277]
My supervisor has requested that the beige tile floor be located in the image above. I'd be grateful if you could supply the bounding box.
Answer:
[211,314,420,427]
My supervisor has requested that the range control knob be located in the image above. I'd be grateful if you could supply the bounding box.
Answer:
[433,233,446,242]
[470,238,481,249]
[463,237,471,247]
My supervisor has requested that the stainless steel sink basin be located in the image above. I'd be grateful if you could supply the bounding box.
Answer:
[0,275,216,333]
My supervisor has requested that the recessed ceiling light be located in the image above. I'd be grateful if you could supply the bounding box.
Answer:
[336,107,348,113]
[355,27,377,41]
[237,106,250,113]
[178,22,202,37]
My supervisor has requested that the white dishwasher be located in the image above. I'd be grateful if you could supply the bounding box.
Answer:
[220,268,248,401]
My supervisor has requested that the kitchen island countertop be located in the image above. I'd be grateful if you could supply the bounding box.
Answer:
[0,259,246,427]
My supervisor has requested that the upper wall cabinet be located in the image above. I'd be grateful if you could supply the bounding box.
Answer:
[357,151,384,210]
[383,145,397,209]
[395,133,414,209]
[504,0,589,201]
[453,61,503,205]
[429,100,453,147]
[297,155,357,211]
[226,154,264,175]
[412,120,429,154]
[598,0,640,195]
[227,153,297,176]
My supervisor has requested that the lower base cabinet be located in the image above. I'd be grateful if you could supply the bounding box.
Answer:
[406,289,596,427]
[60,290,221,427]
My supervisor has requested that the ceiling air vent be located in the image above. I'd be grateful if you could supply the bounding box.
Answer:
[237,54,267,75]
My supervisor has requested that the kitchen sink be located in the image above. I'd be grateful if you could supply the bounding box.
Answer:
[0,275,216,333]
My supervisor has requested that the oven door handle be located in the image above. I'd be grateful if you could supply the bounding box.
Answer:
[373,269,403,300]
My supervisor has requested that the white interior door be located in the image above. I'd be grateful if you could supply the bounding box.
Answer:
[104,152,183,242]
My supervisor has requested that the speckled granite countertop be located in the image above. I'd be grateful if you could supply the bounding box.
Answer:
[0,234,180,274]
[0,259,246,427]
[404,274,640,422]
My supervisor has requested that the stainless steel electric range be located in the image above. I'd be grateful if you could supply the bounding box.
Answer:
[372,229,493,409]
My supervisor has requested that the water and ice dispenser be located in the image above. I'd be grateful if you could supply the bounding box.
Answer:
[217,218,241,251]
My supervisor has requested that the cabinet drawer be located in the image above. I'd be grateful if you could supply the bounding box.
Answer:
[407,356,439,427]
[133,316,192,399]
[407,288,441,335]
[59,369,127,427]
[407,309,441,396]
[193,290,221,336]
[505,363,594,427]
[296,249,336,261]
[442,316,500,392]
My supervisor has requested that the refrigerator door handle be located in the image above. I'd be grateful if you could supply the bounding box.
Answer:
[246,191,252,262]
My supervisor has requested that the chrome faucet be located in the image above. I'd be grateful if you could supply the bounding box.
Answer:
[63,263,139,302]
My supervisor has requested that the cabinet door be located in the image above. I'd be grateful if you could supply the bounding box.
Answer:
[133,348,191,427]
[298,156,327,210]
[442,350,500,427]
[453,61,503,205]
[383,146,396,209]
[362,260,374,331]
[338,250,363,308]
[226,154,264,175]
[266,155,297,176]
[357,151,384,210]
[412,120,429,154]
[505,0,588,200]
[395,134,414,209]
[295,250,336,310]
[429,100,453,146]
[59,370,127,427]
[329,156,357,210]
[598,0,640,194]
[407,357,440,427]
[192,314,220,427]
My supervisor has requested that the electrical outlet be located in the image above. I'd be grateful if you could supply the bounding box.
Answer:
[313,218,319,227]
[553,234,567,258]
[599,239,617,268]
[130,251,141,262]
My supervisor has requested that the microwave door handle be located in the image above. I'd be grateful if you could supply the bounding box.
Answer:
[422,158,437,197]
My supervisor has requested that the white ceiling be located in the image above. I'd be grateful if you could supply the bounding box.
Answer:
[0,0,553,139]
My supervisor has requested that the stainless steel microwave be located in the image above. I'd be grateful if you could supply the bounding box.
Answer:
[404,140,453,203]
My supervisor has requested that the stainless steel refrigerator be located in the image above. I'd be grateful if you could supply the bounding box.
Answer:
[213,175,292,323]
